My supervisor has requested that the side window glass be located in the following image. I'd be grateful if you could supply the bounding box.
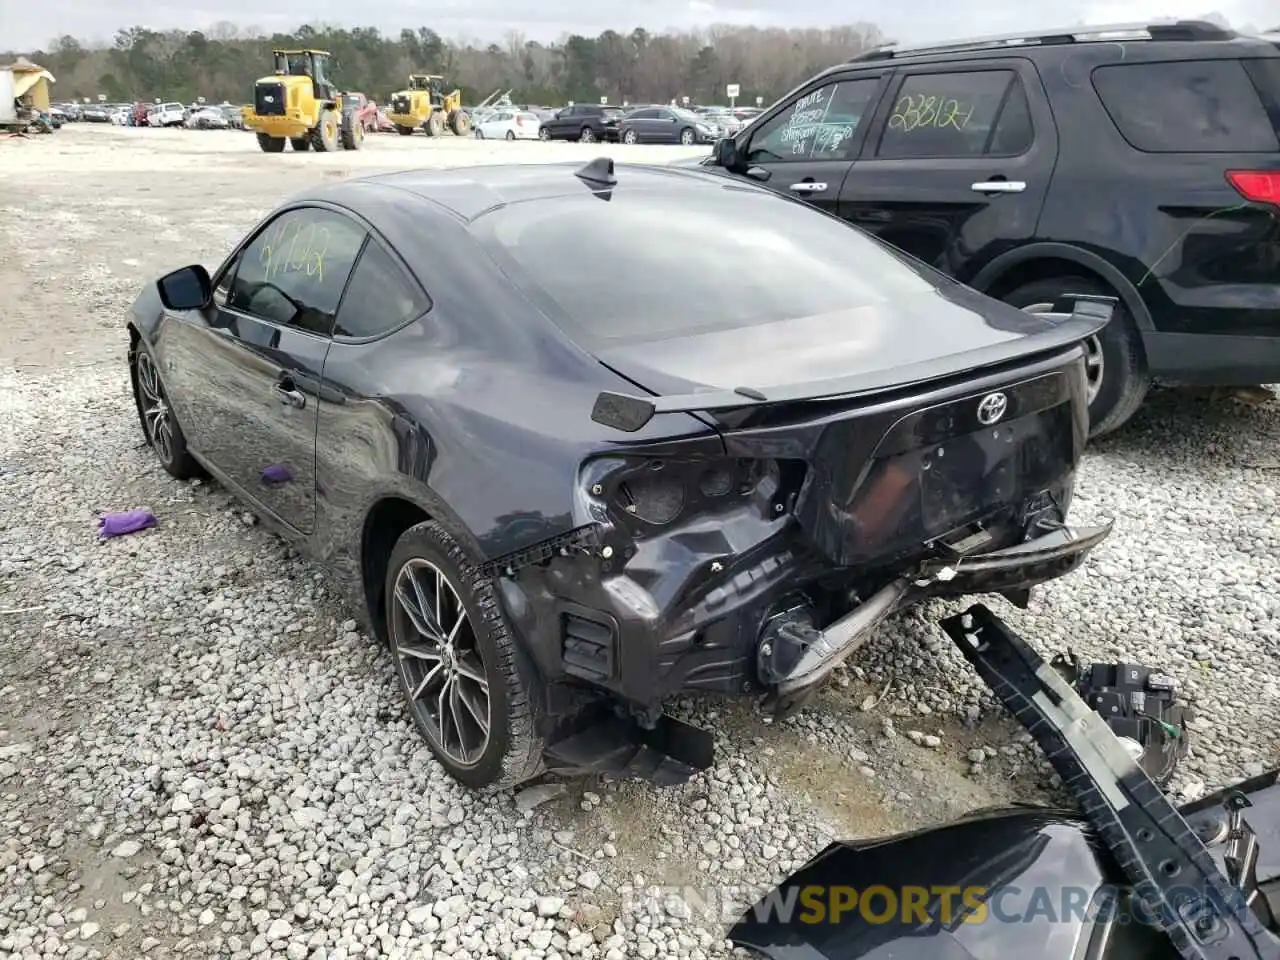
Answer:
[227,208,366,336]
[214,255,239,304]
[988,80,1034,155]
[746,79,880,163]
[333,241,430,339]
[876,70,1020,160]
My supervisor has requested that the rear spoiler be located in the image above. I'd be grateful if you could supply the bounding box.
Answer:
[591,294,1117,433]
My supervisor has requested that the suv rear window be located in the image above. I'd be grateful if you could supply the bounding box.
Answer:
[470,187,945,348]
[1092,59,1280,153]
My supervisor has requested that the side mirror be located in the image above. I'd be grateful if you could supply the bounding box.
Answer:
[157,265,212,311]
[712,136,744,171]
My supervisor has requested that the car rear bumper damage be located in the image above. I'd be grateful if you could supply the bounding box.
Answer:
[759,521,1113,702]
[498,297,1116,785]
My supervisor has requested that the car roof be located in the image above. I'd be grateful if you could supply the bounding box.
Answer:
[296,161,775,225]
[820,20,1279,76]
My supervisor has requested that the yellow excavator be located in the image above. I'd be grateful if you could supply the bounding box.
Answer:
[386,74,470,137]
[240,49,365,153]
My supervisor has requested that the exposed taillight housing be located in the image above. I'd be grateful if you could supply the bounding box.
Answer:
[1226,170,1280,206]
[577,456,802,533]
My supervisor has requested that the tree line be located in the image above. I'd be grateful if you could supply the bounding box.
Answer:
[11,22,888,108]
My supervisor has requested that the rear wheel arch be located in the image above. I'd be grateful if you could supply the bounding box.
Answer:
[361,496,433,644]
[970,245,1154,334]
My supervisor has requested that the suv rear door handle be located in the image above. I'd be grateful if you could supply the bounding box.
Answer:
[972,180,1027,194]
[790,182,828,193]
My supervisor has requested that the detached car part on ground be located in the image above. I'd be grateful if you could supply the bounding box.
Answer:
[728,603,1280,960]
[126,157,1112,792]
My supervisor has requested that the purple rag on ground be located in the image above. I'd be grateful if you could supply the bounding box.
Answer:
[262,464,293,485]
[98,509,158,539]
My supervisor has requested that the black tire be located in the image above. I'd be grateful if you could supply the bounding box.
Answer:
[289,137,311,152]
[1002,276,1150,438]
[538,126,550,141]
[311,108,340,152]
[129,340,202,480]
[447,109,470,136]
[475,128,485,139]
[396,125,415,136]
[425,112,444,137]
[384,522,544,791]
[623,129,638,145]
[256,133,285,153]
[679,127,695,146]
[339,111,363,150]
[505,130,516,141]
[579,126,596,143]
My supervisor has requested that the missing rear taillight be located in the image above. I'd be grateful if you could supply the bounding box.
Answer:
[1226,170,1280,205]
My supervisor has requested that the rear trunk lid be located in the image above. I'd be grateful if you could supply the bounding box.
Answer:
[593,283,1096,401]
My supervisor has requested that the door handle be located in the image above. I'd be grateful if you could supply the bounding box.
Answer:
[971,180,1027,194]
[789,182,828,193]
[273,384,306,409]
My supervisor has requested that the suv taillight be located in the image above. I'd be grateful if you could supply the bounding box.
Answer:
[1226,170,1280,205]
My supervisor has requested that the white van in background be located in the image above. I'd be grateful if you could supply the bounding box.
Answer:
[148,102,187,127]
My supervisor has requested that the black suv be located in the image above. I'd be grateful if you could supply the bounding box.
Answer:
[539,103,623,143]
[698,21,1280,436]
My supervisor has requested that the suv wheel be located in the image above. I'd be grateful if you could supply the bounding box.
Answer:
[1003,277,1150,438]
[579,126,596,143]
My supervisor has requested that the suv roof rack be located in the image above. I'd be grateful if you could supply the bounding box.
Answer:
[849,19,1237,61]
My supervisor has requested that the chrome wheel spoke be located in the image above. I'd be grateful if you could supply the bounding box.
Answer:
[455,653,487,690]
[410,660,444,700]
[395,580,437,641]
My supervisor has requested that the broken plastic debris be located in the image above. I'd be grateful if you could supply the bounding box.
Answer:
[98,509,157,539]
[262,464,292,485]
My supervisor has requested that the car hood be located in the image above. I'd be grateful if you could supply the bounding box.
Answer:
[727,807,1121,960]
[595,283,1101,401]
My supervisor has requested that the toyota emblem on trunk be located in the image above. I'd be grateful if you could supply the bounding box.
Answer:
[977,392,1008,425]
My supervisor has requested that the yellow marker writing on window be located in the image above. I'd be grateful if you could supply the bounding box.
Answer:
[888,94,975,133]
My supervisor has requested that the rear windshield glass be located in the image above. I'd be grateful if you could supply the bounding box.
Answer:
[470,183,945,348]
[1091,59,1280,153]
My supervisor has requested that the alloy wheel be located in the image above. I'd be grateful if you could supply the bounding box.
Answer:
[1022,302,1105,405]
[135,352,175,464]
[391,558,491,767]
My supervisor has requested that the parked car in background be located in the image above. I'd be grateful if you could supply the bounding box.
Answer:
[538,103,622,142]
[617,106,719,145]
[186,106,230,129]
[696,20,1280,436]
[219,104,246,129]
[473,109,542,140]
[80,105,110,122]
[148,102,187,128]
[374,108,395,133]
[695,105,745,136]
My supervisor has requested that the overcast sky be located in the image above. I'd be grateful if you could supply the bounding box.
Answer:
[4,0,1276,52]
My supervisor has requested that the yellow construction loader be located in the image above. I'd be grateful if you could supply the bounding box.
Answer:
[386,74,470,137]
[241,49,365,153]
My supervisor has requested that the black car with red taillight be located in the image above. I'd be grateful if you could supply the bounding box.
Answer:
[124,158,1111,792]
[695,20,1280,438]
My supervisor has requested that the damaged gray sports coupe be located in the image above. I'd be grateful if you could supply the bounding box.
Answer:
[127,157,1112,790]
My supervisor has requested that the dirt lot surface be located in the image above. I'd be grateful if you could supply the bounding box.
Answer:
[0,124,1277,960]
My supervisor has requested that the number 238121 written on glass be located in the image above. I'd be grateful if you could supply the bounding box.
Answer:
[888,94,975,133]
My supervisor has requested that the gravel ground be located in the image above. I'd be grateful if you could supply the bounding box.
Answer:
[1,124,1278,960]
